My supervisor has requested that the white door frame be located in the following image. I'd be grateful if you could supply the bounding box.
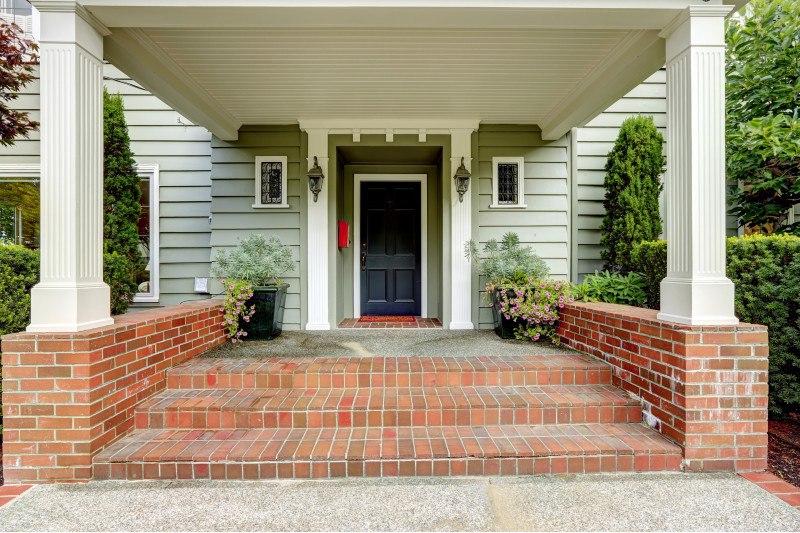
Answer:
[353,174,428,318]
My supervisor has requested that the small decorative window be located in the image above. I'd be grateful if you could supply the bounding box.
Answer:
[253,156,289,208]
[491,157,526,208]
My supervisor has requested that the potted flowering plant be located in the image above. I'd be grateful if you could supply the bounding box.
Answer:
[489,278,574,343]
[212,234,294,341]
[466,232,569,341]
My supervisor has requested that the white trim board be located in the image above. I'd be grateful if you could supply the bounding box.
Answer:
[353,174,428,319]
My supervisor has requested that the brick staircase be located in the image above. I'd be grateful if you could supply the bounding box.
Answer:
[94,353,683,480]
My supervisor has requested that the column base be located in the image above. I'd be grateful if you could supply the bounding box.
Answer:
[28,282,113,332]
[305,322,331,331]
[657,277,739,326]
[448,321,475,330]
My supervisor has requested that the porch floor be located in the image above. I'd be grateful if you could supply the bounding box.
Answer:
[199,329,571,359]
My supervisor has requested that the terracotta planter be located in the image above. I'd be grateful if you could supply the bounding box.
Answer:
[240,283,289,341]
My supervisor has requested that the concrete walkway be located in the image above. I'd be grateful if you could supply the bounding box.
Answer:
[1,474,798,531]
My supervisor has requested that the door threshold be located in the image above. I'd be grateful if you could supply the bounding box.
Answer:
[339,317,443,329]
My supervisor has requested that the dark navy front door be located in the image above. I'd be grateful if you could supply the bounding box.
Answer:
[360,182,421,316]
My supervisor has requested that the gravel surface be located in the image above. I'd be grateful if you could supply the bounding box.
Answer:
[1,473,798,532]
[201,329,575,359]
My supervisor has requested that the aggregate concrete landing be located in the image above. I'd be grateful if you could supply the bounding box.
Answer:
[1,474,798,532]
[201,329,576,359]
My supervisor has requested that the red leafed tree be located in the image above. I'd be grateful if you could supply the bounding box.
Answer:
[0,21,38,147]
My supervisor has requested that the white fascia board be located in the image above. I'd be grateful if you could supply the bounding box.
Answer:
[298,119,480,135]
[539,30,665,141]
[103,27,241,141]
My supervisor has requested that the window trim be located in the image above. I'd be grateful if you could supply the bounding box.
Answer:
[132,164,160,303]
[253,155,290,209]
[490,156,527,209]
[0,163,160,303]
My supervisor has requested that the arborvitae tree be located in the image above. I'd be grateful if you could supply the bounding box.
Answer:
[600,115,665,272]
[103,90,141,314]
[103,89,141,259]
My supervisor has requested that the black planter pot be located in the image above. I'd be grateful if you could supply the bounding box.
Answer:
[489,288,526,339]
[240,283,289,341]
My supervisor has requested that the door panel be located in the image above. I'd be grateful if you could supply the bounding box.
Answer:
[360,182,421,316]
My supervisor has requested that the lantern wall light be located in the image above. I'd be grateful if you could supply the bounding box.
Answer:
[307,156,325,202]
[453,157,471,202]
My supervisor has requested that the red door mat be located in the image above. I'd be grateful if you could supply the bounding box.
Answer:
[359,315,416,323]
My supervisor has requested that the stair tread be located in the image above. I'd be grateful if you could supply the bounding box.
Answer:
[138,385,638,412]
[96,423,681,464]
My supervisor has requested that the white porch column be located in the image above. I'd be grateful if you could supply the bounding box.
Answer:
[657,4,738,326]
[449,128,475,330]
[305,128,331,330]
[28,4,114,332]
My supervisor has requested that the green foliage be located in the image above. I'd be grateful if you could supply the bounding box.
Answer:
[726,1,800,234]
[599,116,665,272]
[212,233,295,286]
[0,244,38,336]
[630,240,668,309]
[103,252,138,316]
[465,232,550,285]
[727,235,800,416]
[103,90,142,261]
[574,270,648,307]
[492,278,574,344]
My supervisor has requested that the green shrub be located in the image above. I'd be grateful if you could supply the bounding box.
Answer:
[727,235,800,416]
[465,232,550,285]
[631,240,668,309]
[0,244,38,336]
[573,270,648,307]
[104,252,138,316]
[624,235,800,415]
[600,116,665,272]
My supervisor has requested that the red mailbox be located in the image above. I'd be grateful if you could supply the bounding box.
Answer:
[338,220,350,248]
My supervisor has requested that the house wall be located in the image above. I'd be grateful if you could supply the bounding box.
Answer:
[0,64,215,309]
[473,125,571,330]
[209,125,306,331]
[572,68,739,283]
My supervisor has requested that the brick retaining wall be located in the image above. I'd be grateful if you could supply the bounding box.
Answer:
[1,299,226,483]
[557,302,769,472]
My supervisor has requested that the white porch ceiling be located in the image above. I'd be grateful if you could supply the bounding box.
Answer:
[143,27,633,125]
[73,1,748,140]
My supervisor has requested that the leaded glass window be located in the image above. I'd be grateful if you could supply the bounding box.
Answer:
[261,161,283,204]
[497,163,518,205]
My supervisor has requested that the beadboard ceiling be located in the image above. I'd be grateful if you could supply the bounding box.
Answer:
[141,27,630,125]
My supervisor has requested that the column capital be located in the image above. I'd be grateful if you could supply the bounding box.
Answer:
[32,0,111,37]
[660,4,733,62]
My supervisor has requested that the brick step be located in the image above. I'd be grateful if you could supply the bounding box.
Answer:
[166,354,613,390]
[93,423,682,480]
[135,385,641,430]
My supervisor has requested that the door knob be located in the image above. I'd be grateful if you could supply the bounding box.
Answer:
[361,251,367,271]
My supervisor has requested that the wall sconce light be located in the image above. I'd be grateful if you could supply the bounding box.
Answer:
[453,157,471,202]
[307,156,325,202]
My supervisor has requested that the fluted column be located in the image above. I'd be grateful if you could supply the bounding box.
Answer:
[28,4,113,332]
[449,129,475,329]
[657,4,738,326]
[304,128,330,330]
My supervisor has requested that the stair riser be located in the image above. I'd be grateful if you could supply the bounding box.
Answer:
[135,405,642,430]
[94,453,682,481]
[166,369,613,390]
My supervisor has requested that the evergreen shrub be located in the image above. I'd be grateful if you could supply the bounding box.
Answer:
[631,240,668,309]
[627,235,800,416]
[0,244,38,336]
[103,90,142,314]
[600,116,665,272]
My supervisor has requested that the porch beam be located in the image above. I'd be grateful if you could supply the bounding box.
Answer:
[28,3,114,332]
[103,28,241,141]
[539,29,664,141]
[657,4,738,326]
